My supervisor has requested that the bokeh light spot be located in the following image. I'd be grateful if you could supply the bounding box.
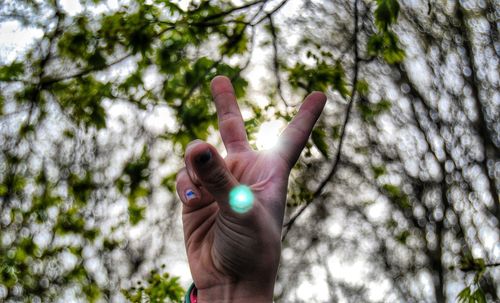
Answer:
[229,185,254,213]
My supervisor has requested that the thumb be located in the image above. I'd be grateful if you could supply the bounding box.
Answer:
[185,141,239,213]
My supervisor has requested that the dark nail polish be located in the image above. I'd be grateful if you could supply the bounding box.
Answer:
[195,149,212,165]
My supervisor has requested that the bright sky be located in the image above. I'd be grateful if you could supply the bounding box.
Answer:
[0,21,43,63]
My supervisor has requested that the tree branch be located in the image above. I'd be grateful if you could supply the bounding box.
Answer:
[267,14,289,107]
[459,262,500,272]
[40,52,133,86]
[201,0,267,22]
[282,0,361,240]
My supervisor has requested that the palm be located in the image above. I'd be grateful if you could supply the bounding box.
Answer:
[183,151,288,290]
[225,150,289,215]
[176,76,326,295]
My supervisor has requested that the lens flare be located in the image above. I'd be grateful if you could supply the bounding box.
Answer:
[229,185,254,213]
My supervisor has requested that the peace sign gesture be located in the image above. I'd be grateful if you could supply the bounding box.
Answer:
[176,76,326,302]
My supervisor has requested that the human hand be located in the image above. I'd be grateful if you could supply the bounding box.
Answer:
[176,76,326,303]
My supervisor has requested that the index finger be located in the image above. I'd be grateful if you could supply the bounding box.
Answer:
[277,91,327,169]
[211,76,251,154]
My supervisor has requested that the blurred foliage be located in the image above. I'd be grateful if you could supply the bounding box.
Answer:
[0,0,250,301]
[0,0,498,302]
[122,267,184,303]
[455,254,489,303]
[368,0,405,64]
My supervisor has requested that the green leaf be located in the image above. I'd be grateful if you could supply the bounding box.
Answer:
[51,76,110,129]
[358,99,392,122]
[55,207,86,234]
[0,265,18,288]
[58,31,91,60]
[382,184,411,209]
[457,286,471,303]
[83,283,101,302]
[331,61,349,98]
[331,125,341,139]
[220,24,248,57]
[395,230,410,244]
[372,165,386,178]
[122,270,184,302]
[367,31,405,64]
[15,85,37,104]
[374,0,400,31]
[0,183,7,196]
[473,258,486,283]
[0,61,24,81]
[157,30,188,74]
[287,60,348,97]
[87,50,106,69]
[472,288,486,303]
[367,34,384,57]
[161,172,177,193]
[68,172,95,204]
[128,202,146,225]
[382,31,405,64]
[356,79,369,97]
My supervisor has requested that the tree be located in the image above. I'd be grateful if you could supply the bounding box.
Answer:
[0,0,498,302]
[276,1,499,302]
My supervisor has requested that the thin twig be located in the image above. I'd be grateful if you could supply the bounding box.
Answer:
[459,262,500,272]
[41,52,133,86]
[240,26,257,72]
[253,0,290,25]
[201,0,267,22]
[267,14,289,107]
[40,24,175,86]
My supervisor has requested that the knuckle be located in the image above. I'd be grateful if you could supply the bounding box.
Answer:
[213,90,235,101]
[206,167,230,189]
[219,111,240,123]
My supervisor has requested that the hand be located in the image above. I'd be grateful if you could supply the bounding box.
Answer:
[176,76,326,302]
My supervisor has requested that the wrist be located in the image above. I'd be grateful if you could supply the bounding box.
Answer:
[196,280,274,303]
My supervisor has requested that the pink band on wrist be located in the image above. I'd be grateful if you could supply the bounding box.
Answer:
[184,283,197,303]
[190,284,197,303]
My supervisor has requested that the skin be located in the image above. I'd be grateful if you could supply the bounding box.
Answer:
[176,76,326,302]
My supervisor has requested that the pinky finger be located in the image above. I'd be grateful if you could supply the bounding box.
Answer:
[175,168,214,210]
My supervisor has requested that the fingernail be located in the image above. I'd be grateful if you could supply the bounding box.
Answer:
[185,189,196,201]
[195,149,212,165]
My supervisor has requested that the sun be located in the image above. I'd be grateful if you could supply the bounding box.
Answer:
[255,120,285,150]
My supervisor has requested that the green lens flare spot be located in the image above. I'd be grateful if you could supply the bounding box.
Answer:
[229,185,254,214]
